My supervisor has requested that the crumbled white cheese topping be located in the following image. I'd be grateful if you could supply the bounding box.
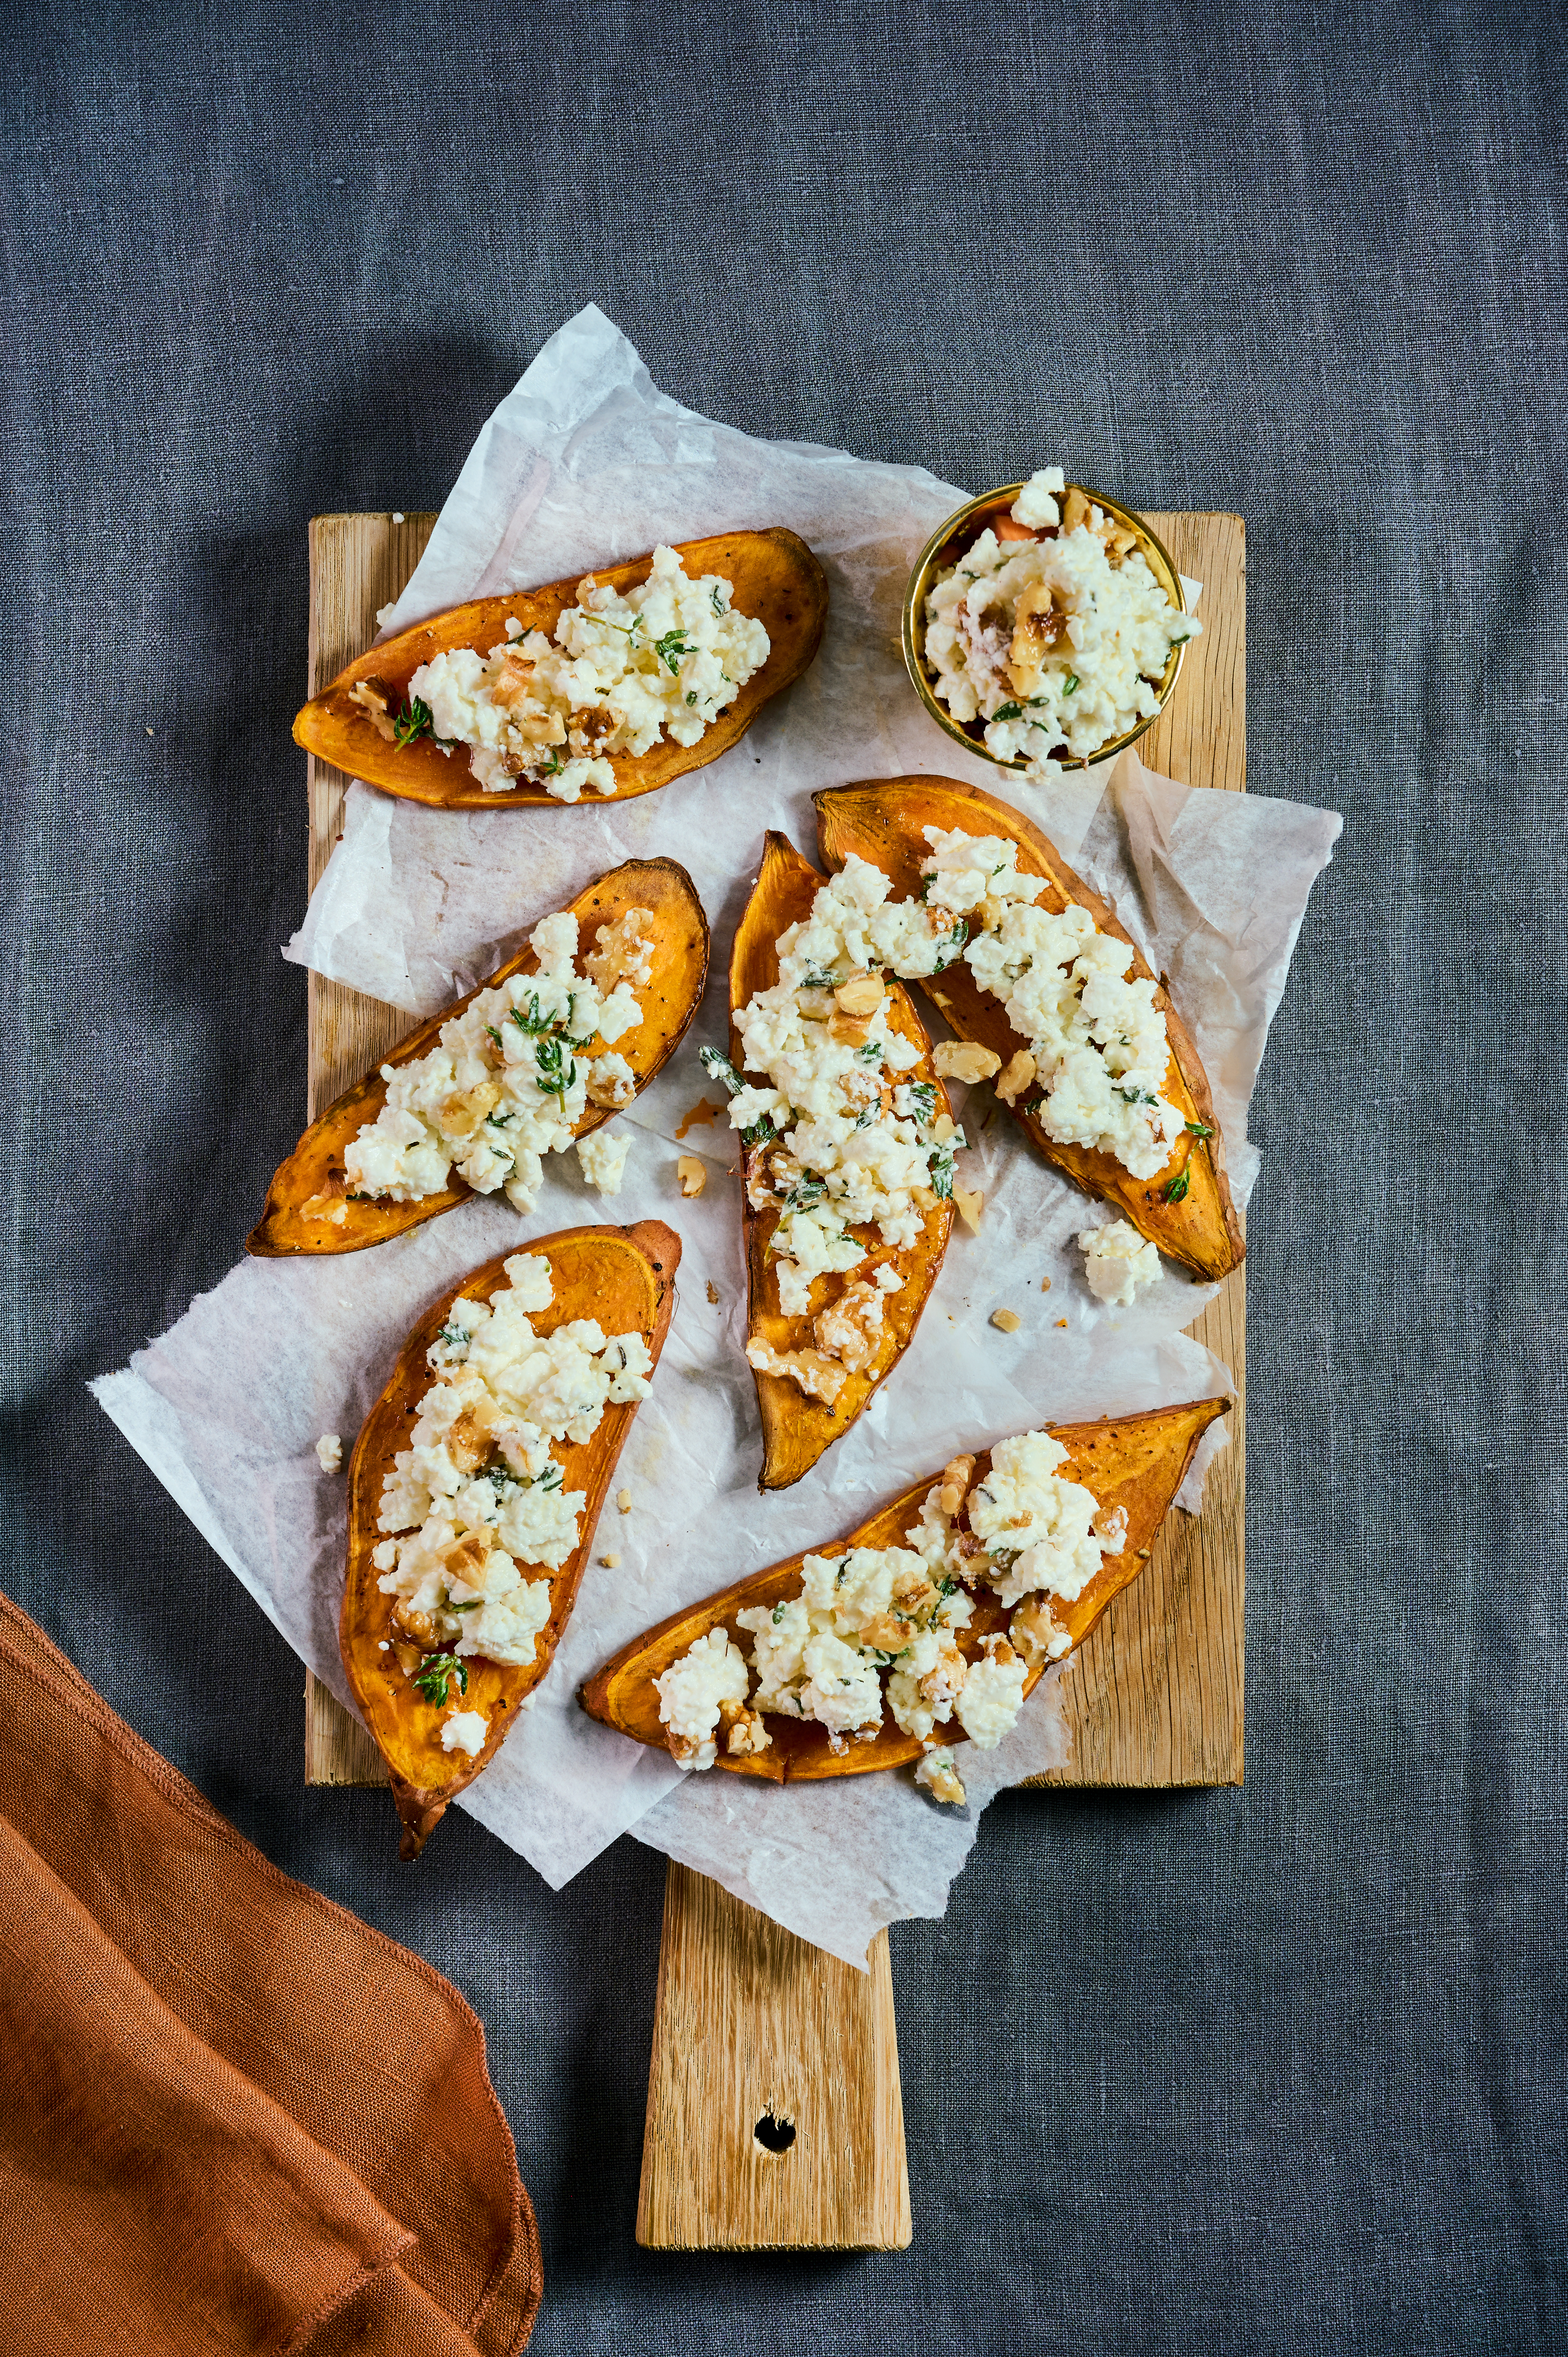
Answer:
[916,826,1184,1181]
[373,1251,650,1673]
[923,467,1198,783]
[407,545,771,801]
[710,859,970,1396]
[654,1427,1109,1796]
[1079,1218,1163,1306]
[315,1432,342,1474]
[655,1628,753,1770]
[576,1129,631,1196]
[440,1710,489,1757]
[344,906,655,1215]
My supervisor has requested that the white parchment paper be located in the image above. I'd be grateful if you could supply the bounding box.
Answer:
[92,307,1341,1966]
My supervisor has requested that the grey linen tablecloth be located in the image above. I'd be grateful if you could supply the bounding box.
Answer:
[4,2,1564,2350]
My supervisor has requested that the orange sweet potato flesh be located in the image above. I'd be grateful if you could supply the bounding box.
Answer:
[731,831,955,1492]
[248,858,708,1256]
[293,529,829,810]
[580,1395,1228,1782]
[342,1219,681,1857]
[814,777,1245,1281]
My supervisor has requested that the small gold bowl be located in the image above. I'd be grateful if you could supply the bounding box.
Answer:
[901,482,1189,776]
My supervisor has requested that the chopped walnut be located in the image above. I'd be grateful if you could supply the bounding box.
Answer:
[1062,486,1137,563]
[441,1529,491,1586]
[393,1641,426,1678]
[937,1455,975,1518]
[667,1726,699,1764]
[583,906,657,992]
[813,1278,885,1375]
[568,707,617,757]
[1011,1593,1072,1667]
[833,972,885,1016]
[745,1337,846,1405]
[995,1049,1037,1106]
[953,1186,984,1234]
[302,1187,349,1227]
[585,1064,636,1110]
[1094,1504,1130,1553]
[347,677,399,741]
[859,1612,910,1654]
[990,1308,1022,1333]
[892,1567,938,1614]
[718,1698,773,1758]
[828,1006,874,1046]
[918,1645,969,1710]
[439,1081,502,1140]
[677,1156,707,1198]
[1008,580,1072,698]
[933,1041,1001,1084]
[391,1602,439,1648]
[445,1402,500,1474]
[911,1183,940,1212]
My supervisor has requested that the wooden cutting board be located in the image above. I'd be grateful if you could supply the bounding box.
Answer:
[299,508,1246,2249]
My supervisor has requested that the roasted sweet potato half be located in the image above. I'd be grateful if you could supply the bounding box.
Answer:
[249,857,707,1257]
[293,528,829,810]
[581,1395,1228,1782]
[344,1219,680,1856]
[730,831,955,1493]
[814,777,1244,1281]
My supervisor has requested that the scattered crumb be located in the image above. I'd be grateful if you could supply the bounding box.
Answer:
[1056,1318,1069,1328]
[392,509,405,522]
[990,1308,1022,1334]
[315,1433,342,1474]
[676,1156,707,1197]
[617,1488,632,1514]
[706,1279,721,1305]
[953,1186,984,1234]
[145,726,155,737]
[1135,1548,1151,1561]
[930,990,953,1010]
[378,1639,389,1652]
[1041,1276,1052,1291]
[676,1097,724,1139]
[599,1553,621,1570]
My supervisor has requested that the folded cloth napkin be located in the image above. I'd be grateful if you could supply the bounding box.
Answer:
[0,1592,542,2356]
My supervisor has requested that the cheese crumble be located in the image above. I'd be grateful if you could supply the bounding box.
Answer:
[344,906,655,1216]
[656,1427,1114,1799]
[373,1251,651,1739]
[407,545,771,801]
[923,468,1197,784]
[1079,1218,1163,1306]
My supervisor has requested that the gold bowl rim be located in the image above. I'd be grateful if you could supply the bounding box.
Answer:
[899,481,1189,776]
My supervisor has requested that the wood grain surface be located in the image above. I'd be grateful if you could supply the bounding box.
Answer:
[297,505,1245,2254]
[300,508,1246,1794]
[637,1865,911,2250]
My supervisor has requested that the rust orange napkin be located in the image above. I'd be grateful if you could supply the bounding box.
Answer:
[0,1592,542,2355]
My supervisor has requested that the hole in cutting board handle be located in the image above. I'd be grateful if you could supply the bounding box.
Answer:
[753,2112,796,2155]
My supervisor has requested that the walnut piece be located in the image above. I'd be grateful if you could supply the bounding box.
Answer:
[677,1156,707,1198]
[719,1698,773,1758]
[745,1337,846,1405]
[439,1081,502,1140]
[813,1278,885,1376]
[833,972,885,1017]
[933,1041,1001,1084]
[347,678,399,742]
[990,1308,1022,1333]
[953,1186,984,1234]
[995,1049,1037,1106]
[936,1455,976,1518]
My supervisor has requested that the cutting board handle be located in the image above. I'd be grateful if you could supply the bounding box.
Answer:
[637,1861,911,2250]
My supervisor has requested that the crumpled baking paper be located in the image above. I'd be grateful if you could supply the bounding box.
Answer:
[92,306,1341,1966]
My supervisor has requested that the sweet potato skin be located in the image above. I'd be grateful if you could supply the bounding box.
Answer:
[294,529,829,810]
[579,1395,1228,1783]
[248,858,708,1256]
[730,831,955,1492]
[813,777,1245,1281]
[343,1219,681,1856]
